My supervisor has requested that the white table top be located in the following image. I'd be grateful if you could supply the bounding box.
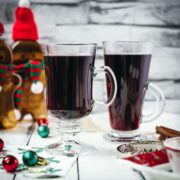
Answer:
[0,112,180,180]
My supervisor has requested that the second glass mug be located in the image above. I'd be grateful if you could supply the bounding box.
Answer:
[103,41,165,142]
[42,43,117,155]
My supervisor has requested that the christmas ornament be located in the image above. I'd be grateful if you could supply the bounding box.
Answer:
[0,22,21,129]
[0,138,4,150]
[38,125,50,138]
[2,155,19,172]
[22,150,38,166]
[12,0,47,122]
[0,22,4,35]
[22,150,48,166]
[38,118,48,126]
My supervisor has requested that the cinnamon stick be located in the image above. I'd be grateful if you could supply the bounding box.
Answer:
[156,126,180,141]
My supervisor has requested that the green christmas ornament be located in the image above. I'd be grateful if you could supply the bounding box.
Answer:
[22,150,38,166]
[38,124,50,138]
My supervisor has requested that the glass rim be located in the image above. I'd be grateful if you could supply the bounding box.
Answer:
[49,42,97,46]
[103,41,153,45]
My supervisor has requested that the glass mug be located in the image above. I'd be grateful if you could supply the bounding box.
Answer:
[103,41,165,141]
[42,43,117,155]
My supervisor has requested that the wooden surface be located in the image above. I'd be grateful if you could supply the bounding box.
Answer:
[0,0,180,113]
[0,112,180,180]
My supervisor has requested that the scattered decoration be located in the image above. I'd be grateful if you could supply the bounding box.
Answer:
[38,118,48,126]
[22,150,48,167]
[17,146,44,154]
[38,124,50,138]
[2,155,19,172]
[0,138,4,151]
[22,150,38,166]
[28,167,61,174]
[0,145,78,177]
[0,22,4,35]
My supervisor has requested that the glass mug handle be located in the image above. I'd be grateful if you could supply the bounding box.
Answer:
[142,83,165,122]
[93,66,117,106]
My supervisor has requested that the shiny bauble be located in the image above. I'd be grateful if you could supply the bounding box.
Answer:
[38,124,50,138]
[22,150,38,166]
[38,118,48,126]
[0,138,4,150]
[2,155,19,172]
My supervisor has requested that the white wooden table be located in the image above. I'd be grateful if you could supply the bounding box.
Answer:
[0,112,180,180]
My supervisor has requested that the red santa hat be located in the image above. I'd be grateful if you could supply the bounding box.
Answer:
[0,22,5,36]
[12,0,39,41]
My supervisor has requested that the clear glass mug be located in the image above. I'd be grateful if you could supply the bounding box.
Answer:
[42,43,117,155]
[103,41,165,142]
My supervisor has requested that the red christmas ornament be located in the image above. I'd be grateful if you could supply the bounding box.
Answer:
[38,118,48,126]
[0,138,4,151]
[0,22,5,35]
[2,155,19,172]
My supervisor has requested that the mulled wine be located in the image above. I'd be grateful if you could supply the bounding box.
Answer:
[44,55,95,119]
[104,54,151,131]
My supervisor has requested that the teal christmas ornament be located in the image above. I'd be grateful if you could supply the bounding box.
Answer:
[38,124,50,138]
[22,150,38,166]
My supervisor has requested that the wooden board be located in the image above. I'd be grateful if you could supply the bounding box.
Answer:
[31,25,180,47]
[0,119,35,180]
[31,0,180,27]
[89,0,180,26]
[2,0,180,27]
[32,4,89,25]
[1,112,180,179]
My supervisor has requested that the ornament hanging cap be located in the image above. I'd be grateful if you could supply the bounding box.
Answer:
[12,0,39,41]
[0,22,5,36]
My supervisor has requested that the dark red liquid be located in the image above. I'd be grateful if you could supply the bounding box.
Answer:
[104,54,151,131]
[44,55,95,119]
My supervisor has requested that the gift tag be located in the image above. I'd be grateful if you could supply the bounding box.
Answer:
[31,81,44,94]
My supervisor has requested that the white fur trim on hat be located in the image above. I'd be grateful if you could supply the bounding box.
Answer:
[19,0,30,8]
